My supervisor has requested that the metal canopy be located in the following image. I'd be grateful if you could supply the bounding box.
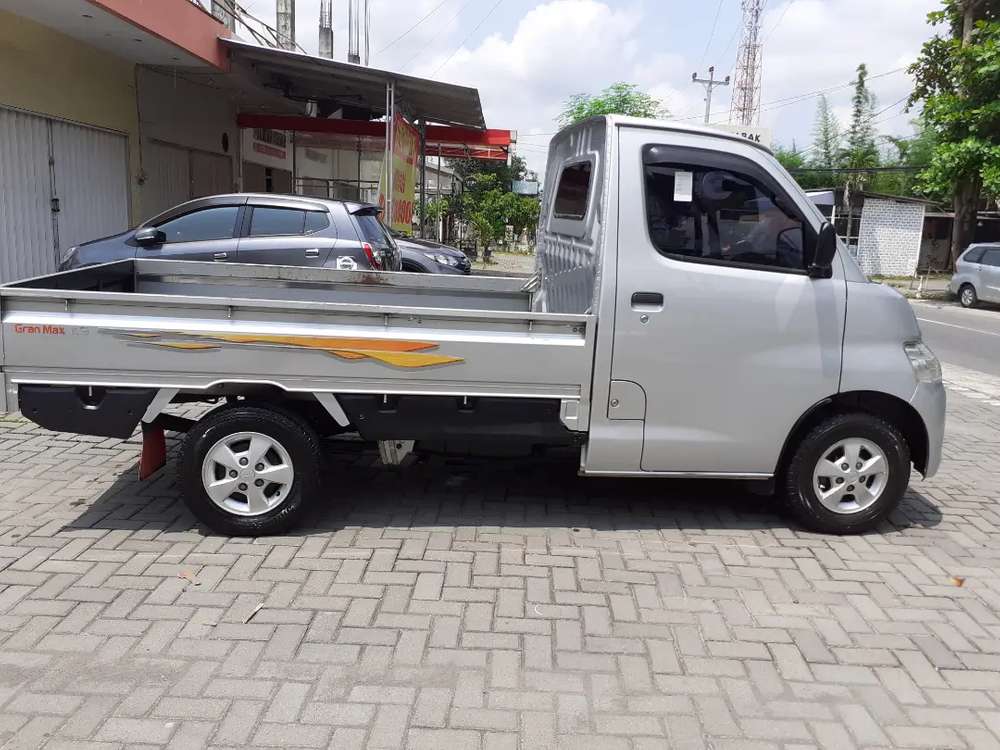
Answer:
[222,38,485,129]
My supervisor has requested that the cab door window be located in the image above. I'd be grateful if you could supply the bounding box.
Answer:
[643,152,811,272]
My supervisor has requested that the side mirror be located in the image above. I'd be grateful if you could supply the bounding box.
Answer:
[135,227,165,247]
[808,221,837,279]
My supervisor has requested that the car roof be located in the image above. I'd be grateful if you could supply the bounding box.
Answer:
[143,193,380,226]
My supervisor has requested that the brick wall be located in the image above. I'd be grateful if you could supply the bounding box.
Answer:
[855,198,926,277]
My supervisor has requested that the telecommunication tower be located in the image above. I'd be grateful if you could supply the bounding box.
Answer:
[729,0,764,126]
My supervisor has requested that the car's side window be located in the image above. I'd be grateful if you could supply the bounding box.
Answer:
[982,248,1000,267]
[964,247,985,263]
[643,155,810,273]
[250,207,306,237]
[305,211,331,234]
[156,206,239,244]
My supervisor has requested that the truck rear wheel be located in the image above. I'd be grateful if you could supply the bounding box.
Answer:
[180,405,321,536]
[782,413,910,535]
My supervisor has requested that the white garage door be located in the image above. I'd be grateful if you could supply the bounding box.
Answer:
[0,107,129,283]
[51,120,130,253]
[145,141,190,220]
[0,108,56,283]
[143,141,234,221]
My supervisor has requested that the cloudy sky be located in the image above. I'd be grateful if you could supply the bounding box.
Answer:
[237,0,941,176]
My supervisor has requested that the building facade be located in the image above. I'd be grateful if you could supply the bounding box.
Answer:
[0,0,235,282]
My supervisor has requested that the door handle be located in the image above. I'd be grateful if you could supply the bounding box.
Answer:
[213,252,228,261]
[305,248,320,258]
[631,291,664,309]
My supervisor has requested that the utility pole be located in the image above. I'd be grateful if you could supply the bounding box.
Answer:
[692,66,730,124]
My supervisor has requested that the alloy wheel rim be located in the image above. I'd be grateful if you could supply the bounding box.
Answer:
[201,431,294,516]
[812,437,888,515]
[963,288,974,305]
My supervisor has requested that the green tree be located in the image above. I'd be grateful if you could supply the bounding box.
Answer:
[841,64,880,181]
[448,153,530,189]
[774,144,829,190]
[909,0,1000,265]
[810,95,841,169]
[557,82,665,127]
[415,197,449,240]
[507,194,541,242]
[460,173,508,254]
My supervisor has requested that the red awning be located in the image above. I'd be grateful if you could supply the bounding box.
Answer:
[236,114,514,161]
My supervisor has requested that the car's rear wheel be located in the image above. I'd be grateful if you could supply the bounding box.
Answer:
[960,283,978,308]
[782,413,910,535]
[180,405,321,536]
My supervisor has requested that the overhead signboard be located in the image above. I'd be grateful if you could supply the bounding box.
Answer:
[243,127,292,170]
[712,124,773,148]
[378,113,420,233]
[512,180,539,196]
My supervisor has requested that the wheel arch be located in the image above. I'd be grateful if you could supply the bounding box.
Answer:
[776,390,929,477]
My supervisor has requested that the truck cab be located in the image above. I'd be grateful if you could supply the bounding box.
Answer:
[536,116,944,533]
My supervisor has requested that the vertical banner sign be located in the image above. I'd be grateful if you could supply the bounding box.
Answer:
[378,114,419,234]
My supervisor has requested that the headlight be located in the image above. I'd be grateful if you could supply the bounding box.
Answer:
[904,341,942,384]
[424,251,458,266]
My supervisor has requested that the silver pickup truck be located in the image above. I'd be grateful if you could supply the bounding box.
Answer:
[0,116,945,537]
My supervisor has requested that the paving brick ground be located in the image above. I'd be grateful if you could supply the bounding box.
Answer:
[0,367,999,749]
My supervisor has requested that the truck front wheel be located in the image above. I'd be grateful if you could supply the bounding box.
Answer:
[782,413,910,535]
[180,405,321,536]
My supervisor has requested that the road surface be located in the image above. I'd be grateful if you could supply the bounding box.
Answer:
[911,298,1000,376]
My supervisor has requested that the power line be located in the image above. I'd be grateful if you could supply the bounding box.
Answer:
[790,165,924,174]
[376,0,451,55]
[762,0,795,44]
[432,0,506,76]
[698,0,727,69]
[690,66,905,124]
[401,0,479,70]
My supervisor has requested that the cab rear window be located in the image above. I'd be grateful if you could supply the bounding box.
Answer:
[552,162,592,220]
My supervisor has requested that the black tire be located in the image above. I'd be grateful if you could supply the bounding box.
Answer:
[782,413,910,535]
[959,283,978,308]
[180,405,321,536]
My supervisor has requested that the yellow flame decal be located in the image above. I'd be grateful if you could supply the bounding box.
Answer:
[116,331,463,368]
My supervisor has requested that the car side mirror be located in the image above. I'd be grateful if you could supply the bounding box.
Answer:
[135,227,165,247]
[808,221,837,279]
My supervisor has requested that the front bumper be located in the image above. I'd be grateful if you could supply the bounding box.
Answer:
[910,379,946,478]
[434,261,471,275]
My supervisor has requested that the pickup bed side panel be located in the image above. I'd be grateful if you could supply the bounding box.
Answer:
[0,261,596,434]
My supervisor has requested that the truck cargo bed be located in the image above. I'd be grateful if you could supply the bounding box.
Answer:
[0,260,594,424]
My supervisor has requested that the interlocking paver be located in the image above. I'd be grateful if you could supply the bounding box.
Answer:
[0,376,999,747]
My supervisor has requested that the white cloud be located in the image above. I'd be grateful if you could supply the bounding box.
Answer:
[758,0,938,149]
[232,0,940,174]
[408,0,702,175]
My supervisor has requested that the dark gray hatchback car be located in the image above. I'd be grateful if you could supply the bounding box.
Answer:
[59,194,402,273]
